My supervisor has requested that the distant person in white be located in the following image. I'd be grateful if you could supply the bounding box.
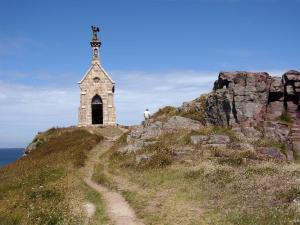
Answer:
[144,109,151,126]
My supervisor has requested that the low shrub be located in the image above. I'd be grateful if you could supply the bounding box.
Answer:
[152,106,178,121]
[277,187,300,203]
[207,168,234,186]
[73,149,87,168]
[226,208,299,225]
[0,213,22,225]
[191,126,237,142]
[277,111,293,124]
[244,166,278,177]
[183,169,204,180]
[218,157,244,166]
[139,150,172,169]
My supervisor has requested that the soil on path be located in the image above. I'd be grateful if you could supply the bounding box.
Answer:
[82,139,145,225]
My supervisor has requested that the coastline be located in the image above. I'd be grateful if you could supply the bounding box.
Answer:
[0,148,24,168]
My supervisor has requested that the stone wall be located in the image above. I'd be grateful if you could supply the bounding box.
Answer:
[78,63,116,126]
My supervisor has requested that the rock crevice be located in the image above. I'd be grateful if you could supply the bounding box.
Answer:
[204,70,300,157]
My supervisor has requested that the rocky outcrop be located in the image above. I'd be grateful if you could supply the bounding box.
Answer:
[257,147,287,161]
[125,116,203,152]
[205,70,300,126]
[206,71,272,126]
[204,70,300,158]
[191,134,230,148]
[123,70,300,160]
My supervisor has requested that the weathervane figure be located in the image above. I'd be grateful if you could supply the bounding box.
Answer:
[91,26,100,40]
[78,26,116,126]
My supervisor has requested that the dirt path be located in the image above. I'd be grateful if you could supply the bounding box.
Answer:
[82,140,145,225]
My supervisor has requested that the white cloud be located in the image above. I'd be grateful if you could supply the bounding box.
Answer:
[113,70,216,124]
[0,70,217,147]
[0,81,78,147]
[0,69,291,148]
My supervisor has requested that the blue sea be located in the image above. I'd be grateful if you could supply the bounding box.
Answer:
[0,148,24,168]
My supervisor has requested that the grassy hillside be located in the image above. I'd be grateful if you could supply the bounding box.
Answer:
[0,127,108,225]
[94,128,300,225]
[2,124,300,225]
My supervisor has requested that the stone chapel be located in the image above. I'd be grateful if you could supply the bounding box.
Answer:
[78,26,116,126]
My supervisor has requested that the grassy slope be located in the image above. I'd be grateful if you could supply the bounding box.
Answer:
[0,127,109,225]
[94,128,300,225]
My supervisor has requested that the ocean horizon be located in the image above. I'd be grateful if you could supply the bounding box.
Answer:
[0,148,24,168]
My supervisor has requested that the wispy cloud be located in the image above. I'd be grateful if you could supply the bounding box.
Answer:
[0,68,290,147]
[0,70,217,147]
[113,70,216,124]
[0,81,78,147]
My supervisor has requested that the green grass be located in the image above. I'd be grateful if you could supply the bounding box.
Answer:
[92,164,115,189]
[151,94,208,124]
[152,106,178,122]
[188,126,238,142]
[244,165,278,177]
[277,111,293,124]
[101,127,300,225]
[277,187,300,203]
[253,137,288,156]
[0,127,102,225]
[84,184,111,225]
[226,209,299,225]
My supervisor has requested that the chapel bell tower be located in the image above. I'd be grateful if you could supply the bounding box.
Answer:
[78,26,116,126]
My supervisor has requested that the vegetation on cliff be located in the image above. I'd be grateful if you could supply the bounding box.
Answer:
[3,70,300,225]
[0,127,105,225]
[93,128,300,225]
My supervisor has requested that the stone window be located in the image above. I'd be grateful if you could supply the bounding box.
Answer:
[94,48,98,58]
[112,85,115,93]
[93,77,100,83]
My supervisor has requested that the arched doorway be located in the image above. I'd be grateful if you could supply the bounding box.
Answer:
[91,95,103,124]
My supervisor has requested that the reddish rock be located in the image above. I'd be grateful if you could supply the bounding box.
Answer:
[263,121,290,143]
[257,147,286,161]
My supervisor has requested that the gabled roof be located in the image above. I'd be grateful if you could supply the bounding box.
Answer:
[77,63,115,84]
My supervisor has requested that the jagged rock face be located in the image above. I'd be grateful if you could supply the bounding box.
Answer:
[283,70,300,104]
[266,77,284,120]
[125,70,300,160]
[206,71,272,126]
[204,70,300,158]
[205,70,300,126]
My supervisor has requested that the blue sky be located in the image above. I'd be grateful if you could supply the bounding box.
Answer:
[0,0,299,147]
